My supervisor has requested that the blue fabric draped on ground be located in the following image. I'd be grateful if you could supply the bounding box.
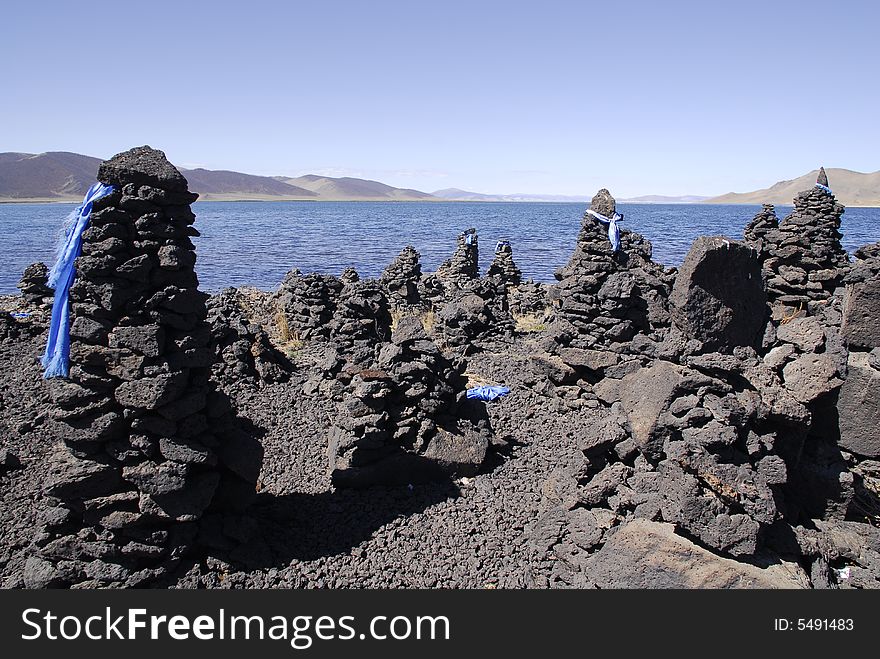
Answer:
[41,182,115,378]
[466,385,510,401]
[585,208,622,251]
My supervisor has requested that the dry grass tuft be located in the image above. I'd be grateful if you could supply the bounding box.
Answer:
[513,308,551,333]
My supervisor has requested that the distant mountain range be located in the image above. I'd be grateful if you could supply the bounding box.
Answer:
[431,188,709,203]
[0,152,432,202]
[431,188,592,202]
[704,168,880,207]
[2,152,878,206]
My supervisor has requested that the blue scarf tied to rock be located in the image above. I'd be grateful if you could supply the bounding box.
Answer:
[585,209,622,252]
[41,182,116,378]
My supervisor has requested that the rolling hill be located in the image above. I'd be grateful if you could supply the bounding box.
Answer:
[0,151,433,202]
[705,168,880,207]
[280,174,436,201]
[0,151,103,200]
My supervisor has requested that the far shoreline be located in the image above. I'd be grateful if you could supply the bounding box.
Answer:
[2,197,879,208]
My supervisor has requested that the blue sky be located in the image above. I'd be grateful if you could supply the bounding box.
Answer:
[1,0,877,197]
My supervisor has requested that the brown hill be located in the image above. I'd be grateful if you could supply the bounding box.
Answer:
[0,151,438,202]
[705,168,880,207]
[282,174,436,201]
[0,152,103,199]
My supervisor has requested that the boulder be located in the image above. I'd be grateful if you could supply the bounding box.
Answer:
[670,237,767,352]
[837,352,880,458]
[582,520,808,589]
[842,274,880,350]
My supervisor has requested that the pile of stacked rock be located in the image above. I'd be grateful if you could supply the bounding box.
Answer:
[435,278,515,350]
[327,279,393,364]
[743,204,780,254]
[275,270,343,340]
[529,186,880,587]
[744,168,848,310]
[548,189,673,357]
[380,245,423,308]
[508,280,549,317]
[206,288,289,387]
[17,262,53,309]
[340,267,359,285]
[328,315,489,486]
[29,147,262,588]
[436,227,479,290]
[486,240,522,286]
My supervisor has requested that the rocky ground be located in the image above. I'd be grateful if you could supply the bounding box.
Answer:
[1,154,879,589]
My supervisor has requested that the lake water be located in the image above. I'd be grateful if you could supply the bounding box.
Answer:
[1,201,879,295]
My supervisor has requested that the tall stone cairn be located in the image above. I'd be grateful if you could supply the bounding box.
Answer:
[17,262,53,308]
[380,245,423,308]
[751,169,848,308]
[275,270,343,340]
[31,146,261,588]
[743,204,779,253]
[436,228,479,289]
[486,240,522,286]
[550,189,671,351]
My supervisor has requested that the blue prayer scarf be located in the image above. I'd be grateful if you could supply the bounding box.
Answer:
[815,183,832,195]
[41,182,116,378]
[466,386,510,401]
[585,209,622,252]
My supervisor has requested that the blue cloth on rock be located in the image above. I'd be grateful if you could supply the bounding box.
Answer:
[585,208,622,252]
[41,182,115,378]
[466,386,510,401]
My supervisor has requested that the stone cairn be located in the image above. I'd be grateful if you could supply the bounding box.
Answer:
[486,240,522,286]
[31,147,262,588]
[435,277,515,350]
[744,168,848,310]
[340,267,360,285]
[533,193,875,585]
[380,245,423,308]
[548,188,673,356]
[533,235,824,585]
[327,279,393,364]
[328,315,488,487]
[17,262,53,308]
[206,288,289,387]
[436,227,479,291]
[275,270,343,340]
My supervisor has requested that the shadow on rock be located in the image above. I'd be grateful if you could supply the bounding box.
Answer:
[198,477,462,570]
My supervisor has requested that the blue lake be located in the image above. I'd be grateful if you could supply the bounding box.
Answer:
[1,201,879,295]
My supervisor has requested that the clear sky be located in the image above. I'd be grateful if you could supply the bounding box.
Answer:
[1,0,877,197]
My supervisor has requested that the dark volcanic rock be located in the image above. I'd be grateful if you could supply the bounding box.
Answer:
[842,273,880,350]
[328,315,490,486]
[549,188,673,356]
[17,262,53,308]
[670,237,767,352]
[436,228,479,290]
[745,174,848,309]
[97,146,191,194]
[837,352,880,458]
[36,146,260,587]
[486,240,522,286]
[275,270,343,340]
[581,519,806,588]
[380,245,423,308]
